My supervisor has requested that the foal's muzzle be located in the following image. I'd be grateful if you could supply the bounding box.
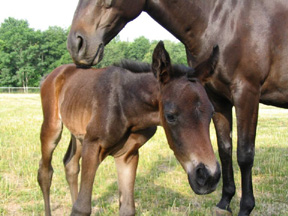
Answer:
[188,162,221,195]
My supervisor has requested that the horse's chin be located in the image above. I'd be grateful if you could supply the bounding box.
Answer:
[74,43,104,67]
[92,43,104,65]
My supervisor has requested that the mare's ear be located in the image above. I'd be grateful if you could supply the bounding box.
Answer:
[189,45,219,83]
[152,41,173,84]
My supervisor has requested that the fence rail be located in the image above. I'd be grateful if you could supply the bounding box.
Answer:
[0,87,40,94]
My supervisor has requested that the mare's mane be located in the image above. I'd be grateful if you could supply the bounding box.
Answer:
[114,59,194,78]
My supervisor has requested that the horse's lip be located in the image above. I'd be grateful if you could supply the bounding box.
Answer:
[76,44,103,68]
[92,43,104,65]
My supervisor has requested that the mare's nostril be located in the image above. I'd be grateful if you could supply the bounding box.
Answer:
[76,35,84,53]
[67,32,86,58]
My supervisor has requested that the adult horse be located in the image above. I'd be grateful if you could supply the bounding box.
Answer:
[67,1,288,215]
[38,42,221,216]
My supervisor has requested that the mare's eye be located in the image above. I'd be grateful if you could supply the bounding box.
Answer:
[165,113,177,124]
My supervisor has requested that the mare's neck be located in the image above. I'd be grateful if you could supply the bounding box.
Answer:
[144,0,215,61]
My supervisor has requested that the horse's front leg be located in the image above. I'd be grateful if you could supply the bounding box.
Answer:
[114,127,157,216]
[114,150,138,216]
[71,137,103,216]
[211,99,235,216]
[234,83,259,216]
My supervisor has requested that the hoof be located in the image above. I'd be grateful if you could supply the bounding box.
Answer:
[211,206,232,216]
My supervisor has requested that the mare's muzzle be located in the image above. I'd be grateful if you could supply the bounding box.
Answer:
[188,162,221,195]
[67,31,104,66]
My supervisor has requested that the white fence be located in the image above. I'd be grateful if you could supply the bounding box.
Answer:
[0,87,40,94]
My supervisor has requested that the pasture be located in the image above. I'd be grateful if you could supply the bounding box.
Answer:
[0,94,287,215]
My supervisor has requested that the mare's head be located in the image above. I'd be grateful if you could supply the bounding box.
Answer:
[153,41,220,195]
[67,0,145,66]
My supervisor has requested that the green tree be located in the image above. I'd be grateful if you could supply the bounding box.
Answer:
[41,26,71,74]
[0,17,188,87]
[143,40,158,63]
[143,40,187,65]
[127,36,150,61]
[97,35,129,68]
[0,17,42,87]
[0,18,71,87]
[163,40,187,65]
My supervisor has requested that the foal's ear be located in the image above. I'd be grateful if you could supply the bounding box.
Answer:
[189,45,219,83]
[152,41,173,84]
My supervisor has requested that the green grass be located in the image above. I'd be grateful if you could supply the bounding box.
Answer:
[0,94,287,215]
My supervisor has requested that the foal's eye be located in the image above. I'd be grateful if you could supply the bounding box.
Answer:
[165,113,177,124]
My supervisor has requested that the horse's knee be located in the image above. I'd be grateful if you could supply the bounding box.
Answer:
[65,162,80,182]
[37,162,53,190]
[237,146,255,168]
[65,159,80,186]
[218,141,232,159]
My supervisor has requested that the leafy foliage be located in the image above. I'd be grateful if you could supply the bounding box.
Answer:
[0,17,187,87]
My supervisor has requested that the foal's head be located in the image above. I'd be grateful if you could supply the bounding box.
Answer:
[153,41,220,195]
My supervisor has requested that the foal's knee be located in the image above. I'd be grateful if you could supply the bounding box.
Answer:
[65,161,80,182]
[37,163,54,190]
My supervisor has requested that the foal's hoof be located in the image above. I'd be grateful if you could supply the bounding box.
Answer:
[211,206,232,216]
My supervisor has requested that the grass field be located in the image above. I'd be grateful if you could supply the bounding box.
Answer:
[0,94,287,216]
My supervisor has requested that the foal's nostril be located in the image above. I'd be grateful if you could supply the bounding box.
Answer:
[195,164,209,187]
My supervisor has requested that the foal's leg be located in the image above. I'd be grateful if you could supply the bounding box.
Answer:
[71,137,104,216]
[63,134,82,204]
[38,118,63,216]
[114,127,156,216]
[212,101,235,215]
[233,83,259,216]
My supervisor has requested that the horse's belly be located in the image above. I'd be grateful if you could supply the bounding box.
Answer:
[60,104,92,137]
[260,76,288,108]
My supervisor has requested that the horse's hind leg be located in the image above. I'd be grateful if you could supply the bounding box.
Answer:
[63,134,82,204]
[114,127,157,216]
[37,119,62,216]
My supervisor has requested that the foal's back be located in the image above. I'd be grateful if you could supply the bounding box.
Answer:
[41,64,157,139]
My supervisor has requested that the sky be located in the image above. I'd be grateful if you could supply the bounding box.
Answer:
[0,0,178,42]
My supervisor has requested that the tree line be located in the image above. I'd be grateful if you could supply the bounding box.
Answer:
[0,17,187,87]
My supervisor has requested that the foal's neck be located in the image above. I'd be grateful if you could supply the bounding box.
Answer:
[127,74,161,131]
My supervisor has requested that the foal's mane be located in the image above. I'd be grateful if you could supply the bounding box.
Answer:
[114,60,194,78]
[113,60,151,73]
